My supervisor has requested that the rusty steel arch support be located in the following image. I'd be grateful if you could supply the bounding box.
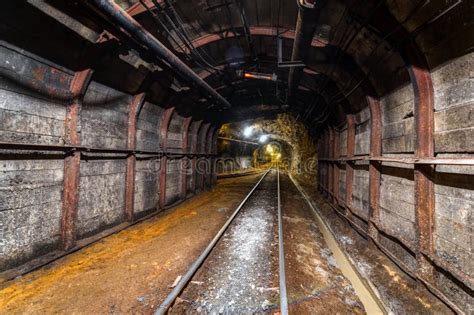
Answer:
[324,129,330,195]
[319,134,325,193]
[332,127,341,206]
[319,130,327,193]
[199,123,211,154]
[124,93,147,222]
[206,127,215,154]
[367,96,382,240]
[61,69,94,251]
[405,47,436,282]
[204,126,215,189]
[180,117,193,200]
[328,128,334,203]
[159,107,175,209]
[211,127,220,185]
[190,121,203,193]
[198,123,211,191]
[344,115,356,220]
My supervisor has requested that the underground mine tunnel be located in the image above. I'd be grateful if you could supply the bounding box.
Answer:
[0,0,473,313]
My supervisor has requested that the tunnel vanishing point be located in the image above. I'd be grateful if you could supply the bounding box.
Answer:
[0,0,473,314]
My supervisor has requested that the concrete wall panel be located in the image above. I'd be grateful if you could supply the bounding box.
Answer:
[136,101,162,151]
[82,82,131,149]
[77,158,126,239]
[380,84,415,154]
[0,158,63,270]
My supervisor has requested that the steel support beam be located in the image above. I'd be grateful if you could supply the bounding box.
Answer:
[125,93,146,222]
[320,130,326,194]
[328,128,334,203]
[367,96,382,240]
[205,126,216,189]
[324,130,330,195]
[324,130,329,197]
[191,121,203,194]
[318,136,324,193]
[345,115,355,220]
[333,128,340,206]
[61,69,93,251]
[159,107,175,209]
[180,117,192,200]
[211,127,219,185]
[186,27,326,52]
[199,123,211,191]
[409,61,435,280]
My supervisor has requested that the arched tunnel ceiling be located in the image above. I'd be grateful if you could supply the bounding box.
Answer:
[3,0,472,133]
[115,0,474,130]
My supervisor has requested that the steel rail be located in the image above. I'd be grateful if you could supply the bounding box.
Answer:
[277,166,289,315]
[316,183,466,313]
[289,175,387,314]
[217,136,260,145]
[155,168,272,314]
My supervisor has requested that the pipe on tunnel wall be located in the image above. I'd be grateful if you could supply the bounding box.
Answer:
[287,1,322,101]
[87,0,231,109]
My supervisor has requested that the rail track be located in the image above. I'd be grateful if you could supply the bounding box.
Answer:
[155,167,288,314]
[155,167,383,314]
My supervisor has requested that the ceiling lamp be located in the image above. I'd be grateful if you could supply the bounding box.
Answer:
[243,126,253,138]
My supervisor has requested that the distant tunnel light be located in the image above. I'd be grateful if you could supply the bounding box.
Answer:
[241,71,277,82]
[243,126,253,138]
[259,134,269,143]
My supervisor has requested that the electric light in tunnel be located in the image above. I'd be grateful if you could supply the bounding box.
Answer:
[259,134,269,143]
[243,126,253,138]
[266,144,274,153]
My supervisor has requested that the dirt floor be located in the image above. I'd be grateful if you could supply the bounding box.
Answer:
[294,175,454,315]
[0,174,264,314]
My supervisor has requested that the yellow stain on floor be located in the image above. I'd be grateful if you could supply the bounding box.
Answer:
[0,202,198,309]
[0,175,260,314]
